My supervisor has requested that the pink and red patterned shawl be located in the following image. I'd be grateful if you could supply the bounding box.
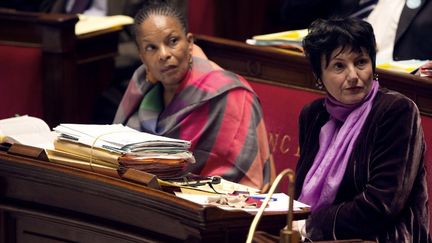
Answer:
[114,47,274,190]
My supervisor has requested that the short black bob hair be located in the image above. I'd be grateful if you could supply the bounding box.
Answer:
[302,17,377,81]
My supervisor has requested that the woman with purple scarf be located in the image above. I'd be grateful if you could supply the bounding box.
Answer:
[295,17,430,242]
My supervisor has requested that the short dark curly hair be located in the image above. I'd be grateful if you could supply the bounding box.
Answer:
[302,17,377,81]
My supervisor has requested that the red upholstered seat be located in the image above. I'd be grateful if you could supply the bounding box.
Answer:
[250,82,322,171]
[0,44,44,119]
[249,81,323,192]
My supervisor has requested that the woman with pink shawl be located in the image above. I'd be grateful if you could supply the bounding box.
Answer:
[114,2,274,190]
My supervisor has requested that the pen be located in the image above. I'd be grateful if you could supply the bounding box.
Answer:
[248,195,277,201]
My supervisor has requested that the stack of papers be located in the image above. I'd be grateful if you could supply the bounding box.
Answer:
[52,124,195,179]
[75,15,134,36]
[54,124,191,153]
[376,59,428,74]
[246,29,307,52]
[0,116,195,179]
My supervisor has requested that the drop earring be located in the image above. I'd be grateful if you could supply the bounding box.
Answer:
[145,68,157,84]
[189,57,193,69]
[315,78,324,90]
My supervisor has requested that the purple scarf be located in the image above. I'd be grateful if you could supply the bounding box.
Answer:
[299,80,379,211]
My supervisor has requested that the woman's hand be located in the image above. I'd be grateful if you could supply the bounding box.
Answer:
[416,61,432,78]
[292,219,307,241]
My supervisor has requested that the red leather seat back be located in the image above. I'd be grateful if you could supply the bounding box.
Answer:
[0,44,44,119]
[249,81,323,191]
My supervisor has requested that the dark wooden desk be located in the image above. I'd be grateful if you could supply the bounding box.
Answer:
[0,151,308,242]
[0,9,120,127]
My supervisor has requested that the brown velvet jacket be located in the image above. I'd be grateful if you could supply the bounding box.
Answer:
[295,88,431,242]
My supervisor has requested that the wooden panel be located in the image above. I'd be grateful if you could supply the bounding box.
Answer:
[9,211,156,243]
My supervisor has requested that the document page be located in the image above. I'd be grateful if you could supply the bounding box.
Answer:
[0,115,56,149]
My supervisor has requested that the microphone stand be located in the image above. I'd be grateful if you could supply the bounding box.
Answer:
[246,168,301,243]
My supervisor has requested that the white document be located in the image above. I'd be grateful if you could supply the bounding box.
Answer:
[75,15,134,35]
[175,192,310,213]
[0,115,56,149]
[377,59,429,73]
